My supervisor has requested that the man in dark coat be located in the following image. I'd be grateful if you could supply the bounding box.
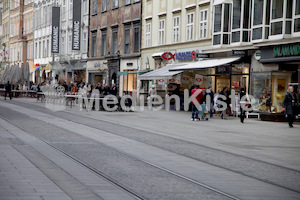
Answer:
[283,86,298,128]
[4,81,12,100]
[110,84,118,96]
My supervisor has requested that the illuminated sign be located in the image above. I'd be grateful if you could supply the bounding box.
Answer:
[161,51,197,61]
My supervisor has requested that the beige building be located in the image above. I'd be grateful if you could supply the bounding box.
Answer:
[140,0,212,98]
[9,0,33,79]
[1,0,10,67]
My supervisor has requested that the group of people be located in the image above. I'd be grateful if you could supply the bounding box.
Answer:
[54,82,118,97]
[190,86,252,123]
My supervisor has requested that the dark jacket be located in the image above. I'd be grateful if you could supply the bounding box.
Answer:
[283,92,298,115]
[5,83,11,92]
[219,90,229,105]
[204,89,214,104]
[111,86,118,96]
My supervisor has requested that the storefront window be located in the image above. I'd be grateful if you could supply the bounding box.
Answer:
[123,72,137,93]
[231,64,249,94]
[251,72,272,112]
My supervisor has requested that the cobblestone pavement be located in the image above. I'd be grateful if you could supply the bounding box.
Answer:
[0,98,300,200]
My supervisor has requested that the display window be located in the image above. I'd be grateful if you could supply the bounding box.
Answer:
[251,72,272,112]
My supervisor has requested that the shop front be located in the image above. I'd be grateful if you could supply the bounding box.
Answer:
[168,56,248,94]
[140,56,249,109]
[251,43,300,120]
[86,60,108,85]
[119,58,140,96]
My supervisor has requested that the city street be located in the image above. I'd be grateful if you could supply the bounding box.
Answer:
[0,98,300,200]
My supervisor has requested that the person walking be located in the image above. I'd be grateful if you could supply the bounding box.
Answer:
[219,87,229,119]
[191,86,203,121]
[283,86,298,128]
[4,81,12,100]
[148,85,157,109]
[205,86,214,118]
[239,88,249,123]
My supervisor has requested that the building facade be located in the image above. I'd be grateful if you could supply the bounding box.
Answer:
[56,0,89,84]
[87,0,142,96]
[1,0,10,68]
[33,0,53,83]
[201,0,300,115]
[140,0,212,99]
[33,0,89,84]
[9,0,33,73]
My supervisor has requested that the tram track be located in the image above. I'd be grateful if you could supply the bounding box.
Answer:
[1,100,300,199]
[0,110,240,200]
[16,100,300,193]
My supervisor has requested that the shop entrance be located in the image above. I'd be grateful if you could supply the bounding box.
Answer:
[216,76,230,93]
[95,75,103,85]
[272,73,292,113]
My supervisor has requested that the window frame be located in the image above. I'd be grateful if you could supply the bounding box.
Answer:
[199,9,208,39]
[91,32,97,57]
[102,0,107,12]
[251,0,270,42]
[125,0,131,5]
[292,0,300,36]
[173,16,180,43]
[124,27,131,54]
[133,25,140,52]
[113,0,119,9]
[82,32,87,52]
[92,0,97,15]
[186,12,194,41]
[112,28,119,55]
[101,31,107,56]
[158,19,165,45]
[145,23,151,47]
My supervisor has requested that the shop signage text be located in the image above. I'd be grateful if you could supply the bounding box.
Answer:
[216,66,230,75]
[196,53,209,58]
[51,7,60,53]
[273,44,300,57]
[232,50,247,56]
[94,62,101,67]
[72,0,81,50]
[162,51,197,61]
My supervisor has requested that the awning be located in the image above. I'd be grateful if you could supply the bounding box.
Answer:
[152,52,164,58]
[139,63,187,80]
[30,67,39,74]
[169,57,241,71]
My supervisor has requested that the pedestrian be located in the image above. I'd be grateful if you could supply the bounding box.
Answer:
[103,84,110,95]
[239,88,250,123]
[62,81,68,93]
[111,84,118,96]
[205,86,214,118]
[71,83,78,94]
[148,85,157,109]
[283,86,298,128]
[4,81,12,100]
[190,85,203,121]
[219,87,229,119]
